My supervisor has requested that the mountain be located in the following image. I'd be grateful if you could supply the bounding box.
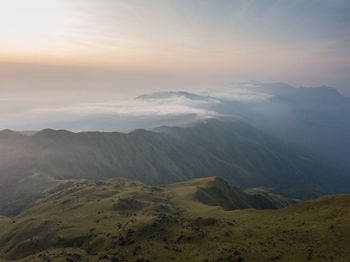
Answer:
[240,83,350,165]
[155,119,350,197]
[0,176,349,261]
[139,82,350,166]
[5,82,348,168]
[0,119,348,217]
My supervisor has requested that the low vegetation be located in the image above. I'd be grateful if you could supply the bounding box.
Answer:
[0,177,349,261]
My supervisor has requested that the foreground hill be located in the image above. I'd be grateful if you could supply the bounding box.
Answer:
[0,119,348,216]
[0,177,349,261]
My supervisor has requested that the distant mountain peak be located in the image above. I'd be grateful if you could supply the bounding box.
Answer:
[35,128,74,138]
[0,129,17,136]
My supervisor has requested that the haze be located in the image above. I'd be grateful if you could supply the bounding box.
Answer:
[0,0,349,130]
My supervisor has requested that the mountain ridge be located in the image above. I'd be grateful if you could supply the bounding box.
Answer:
[0,119,348,217]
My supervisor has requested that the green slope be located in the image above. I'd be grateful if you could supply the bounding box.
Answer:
[0,177,349,262]
[0,119,348,216]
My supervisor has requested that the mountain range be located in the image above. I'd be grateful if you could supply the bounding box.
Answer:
[0,83,350,261]
[6,82,349,170]
[0,119,349,217]
[138,82,350,166]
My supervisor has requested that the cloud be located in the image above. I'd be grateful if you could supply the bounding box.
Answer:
[0,93,218,131]
[31,95,218,117]
[205,82,272,102]
[0,81,346,131]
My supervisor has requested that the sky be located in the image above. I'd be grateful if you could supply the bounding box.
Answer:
[0,0,349,130]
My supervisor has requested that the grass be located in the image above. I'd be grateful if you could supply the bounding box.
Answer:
[0,177,350,261]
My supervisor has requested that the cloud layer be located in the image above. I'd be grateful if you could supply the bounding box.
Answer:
[0,82,277,131]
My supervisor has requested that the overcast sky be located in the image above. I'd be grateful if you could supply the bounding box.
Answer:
[0,0,349,105]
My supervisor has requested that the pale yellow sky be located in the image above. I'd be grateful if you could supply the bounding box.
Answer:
[0,0,349,94]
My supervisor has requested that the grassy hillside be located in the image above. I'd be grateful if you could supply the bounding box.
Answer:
[0,119,348,216]
[0,177,349,262]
